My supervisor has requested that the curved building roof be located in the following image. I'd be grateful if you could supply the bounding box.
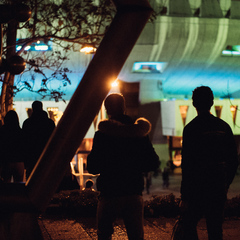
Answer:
[13,0,240,101]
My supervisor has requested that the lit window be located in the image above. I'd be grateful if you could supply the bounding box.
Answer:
[47,107,63,125]
[132,62,168,73]
[222,45,240,56]
[16,39,52,52]
[34,45,49,51]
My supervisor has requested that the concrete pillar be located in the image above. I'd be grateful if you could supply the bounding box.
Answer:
[26,0,153,212]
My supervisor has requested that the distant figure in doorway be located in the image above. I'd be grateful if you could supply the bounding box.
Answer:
[22,101,55,179]
[0,110,26,182]
[82,179,95,191]
[180,86,238,240]
[162,167,169,188]
[144,172,152,194]
[87,93,160,240]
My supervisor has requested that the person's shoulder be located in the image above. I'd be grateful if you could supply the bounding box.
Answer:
[94,129,107,139]
[97,117,151,138]
[47,117,55,126]
[183,116,198,130]
[213,115,232,131]
[0,125,6,133]
[22,117,31,126]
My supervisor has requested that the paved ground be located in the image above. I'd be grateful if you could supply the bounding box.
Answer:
[39,171,240,239]
[142,170,240,200]
[39,215,240,240]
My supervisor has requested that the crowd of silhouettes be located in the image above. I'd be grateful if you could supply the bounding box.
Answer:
[0,87,238,240]
[0,101,55,183]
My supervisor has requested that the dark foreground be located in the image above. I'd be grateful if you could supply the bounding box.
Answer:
[39,215,240,240]
[38,172,240,239]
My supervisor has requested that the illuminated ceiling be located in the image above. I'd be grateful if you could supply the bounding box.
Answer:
[13,0,240,101]
[119,0,240,99]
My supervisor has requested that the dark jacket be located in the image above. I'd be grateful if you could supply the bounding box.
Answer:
[181,112,238,200]
[22,110,55,172]
[87,116,160,197]
[0,124,26,165]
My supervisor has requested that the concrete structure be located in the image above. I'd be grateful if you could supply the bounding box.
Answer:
[12,0,240,166]
[0,1,153,239]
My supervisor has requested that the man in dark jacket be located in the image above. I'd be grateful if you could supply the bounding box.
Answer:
[180,86,238,240]
[87,93,160,240]
[22,101,55,179]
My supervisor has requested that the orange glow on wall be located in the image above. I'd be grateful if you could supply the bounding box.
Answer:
[179,105,189,126]
[215,105,222,118]
[230,105,238,125]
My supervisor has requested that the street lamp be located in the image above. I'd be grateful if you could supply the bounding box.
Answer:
[80,44,97,54]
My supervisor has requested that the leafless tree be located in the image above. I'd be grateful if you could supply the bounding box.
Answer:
[0,0,115,122]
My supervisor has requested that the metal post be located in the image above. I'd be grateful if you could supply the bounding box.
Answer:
[79,157,84,190]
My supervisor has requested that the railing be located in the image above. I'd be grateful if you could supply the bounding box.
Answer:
[70,151,99,190]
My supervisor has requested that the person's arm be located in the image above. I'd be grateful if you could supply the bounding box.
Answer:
[225,125,239,188]
[87,132,104,174]
[180,127,193,201]
[141,136,160,172]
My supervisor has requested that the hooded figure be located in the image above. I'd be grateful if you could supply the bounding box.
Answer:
[87,93,160,240]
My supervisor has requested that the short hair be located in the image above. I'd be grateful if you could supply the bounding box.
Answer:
[104,93,126,116]
[192,86,214,111]
[32,101,43,112]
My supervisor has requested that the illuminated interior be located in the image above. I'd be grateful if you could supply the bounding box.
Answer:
[215,106,223,118]
[230,105,238,125]
[132,62,168,73]
[179,105,189,126]
[47,107,63,125]
[16,39,52,51]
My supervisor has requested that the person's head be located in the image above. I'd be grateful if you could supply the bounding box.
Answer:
[192,86,214,112]
[85,179,94,189]
[104,93,126,117]
[4,110,20,128]
[32,101,43,112]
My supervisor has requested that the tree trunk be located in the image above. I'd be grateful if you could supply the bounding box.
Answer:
[0,19,17,122]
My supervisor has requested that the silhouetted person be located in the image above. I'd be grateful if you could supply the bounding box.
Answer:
[162,167,169,188]
[22,101,55,179]
[87,93,160,240]
[0,110,26,182]
[144,172,152,194]
[180,86,238,240]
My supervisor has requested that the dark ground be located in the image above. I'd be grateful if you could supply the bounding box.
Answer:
[38,171,240,239]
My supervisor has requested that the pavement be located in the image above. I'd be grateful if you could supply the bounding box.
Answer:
[38,171,240,239]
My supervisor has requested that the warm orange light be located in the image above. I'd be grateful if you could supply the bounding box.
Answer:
[80,45,96,54]
[111,80,119,88]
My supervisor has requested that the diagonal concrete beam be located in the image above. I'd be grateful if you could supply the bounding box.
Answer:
[0,0,153,212]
